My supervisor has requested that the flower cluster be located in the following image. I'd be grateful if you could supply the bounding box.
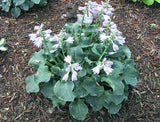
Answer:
[28,24,52,48]
[62,55,82,81]
[78,0,125,45]
[92,58,113,75]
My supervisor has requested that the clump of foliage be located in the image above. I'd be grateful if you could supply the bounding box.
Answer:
[0,0,47,17]
[25,0,138,120]
[132,0,160,5]
[0,38,7,51]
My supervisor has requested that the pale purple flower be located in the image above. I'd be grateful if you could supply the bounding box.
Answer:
[34,23,44,30]
[74,63,83,71]
[88,1,103,17]
[98,27,105,32]
[92,64,102,74]
[49,44,59,53]
[103,8,114,16]
[28,24,52,48]
[28,33,37,40]
[112,41,119,51]
[103,65,114,75]
[84,12,93,24]
[2,0,7,2]
[110,22,117,30]
[62,72,69,81]
[108,52,116,55]
[65,37,74,44]
[50,50,56,53]
[43,29,52,34]
[92,58,114,75]
[102,58,114,75]
[33,37,43,48]
[49,34,60,42]
[62,55,82,81]
[78,6,86,11]
[64,55,71,64]
[28,33,43,48]
[52,44,59,49]
[72,70,78,81]
[103,15,111,21]
[100,34,111,41]
[113,36,125,45]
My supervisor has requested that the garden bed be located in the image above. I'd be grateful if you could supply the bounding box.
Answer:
[0,0,160,121]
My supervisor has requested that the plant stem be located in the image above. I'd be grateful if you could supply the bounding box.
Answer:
[45,61,53,67]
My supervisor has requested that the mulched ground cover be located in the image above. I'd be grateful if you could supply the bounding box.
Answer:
[0,0,160,121]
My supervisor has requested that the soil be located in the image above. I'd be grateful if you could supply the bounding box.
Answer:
[0,0,160,121]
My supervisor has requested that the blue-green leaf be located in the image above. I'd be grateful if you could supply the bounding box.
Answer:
[69,99,88,120]
[1,1,11,12]
[51,66,61,76]
[124,59,135,67]
[104,102,122,114]
[78,37,92,48]
[19,1,30,11]
[31,0,40,4]
[13,0,25,6]
[91,44,104,56]
[11,7,21,18]
[101,76,124,95]
[112,60,124,75]
[54,81,75,101]
[74,81,88,98]
[121,46,131,58]
[34,66,51,83]
[25,75,39,93]
[41,81,66,107]
[29,50,45,69]
[123,65,138,87]
[86,94,105,111]
[68,46,84,63]
[39,0,47,6]
[64,23,80,34]
[41,80,56,98]
[25,65,51,93]
[83,78,104,96]
[83,24,98,36]
[104,91,126,105]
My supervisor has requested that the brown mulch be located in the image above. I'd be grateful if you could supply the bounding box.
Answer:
[0,0,160,121]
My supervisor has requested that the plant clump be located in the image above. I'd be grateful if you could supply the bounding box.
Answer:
[25,0,138,120]
[0,0,47,17]
[132,0,160,5]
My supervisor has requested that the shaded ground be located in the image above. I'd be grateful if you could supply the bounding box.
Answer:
[0,0,160,121]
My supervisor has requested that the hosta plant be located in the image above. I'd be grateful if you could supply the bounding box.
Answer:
[25,0,138,120]
[0,0,47,17]
[0,38,7,51]
[132,0,160,5]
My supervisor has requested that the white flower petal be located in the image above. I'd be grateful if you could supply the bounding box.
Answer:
[72,70,78,81]
[100,34,111,41]
[103,66,113,75]
[92,64,102,74]
[65,37,74,44]
[33,37,43,48]
[112,42,119,51]
[74,63,82,71]
[62,72,69,81]
[43,29,52,34]
[64,55,71,64]
[50,50,56,53]
[52,44,59,49]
